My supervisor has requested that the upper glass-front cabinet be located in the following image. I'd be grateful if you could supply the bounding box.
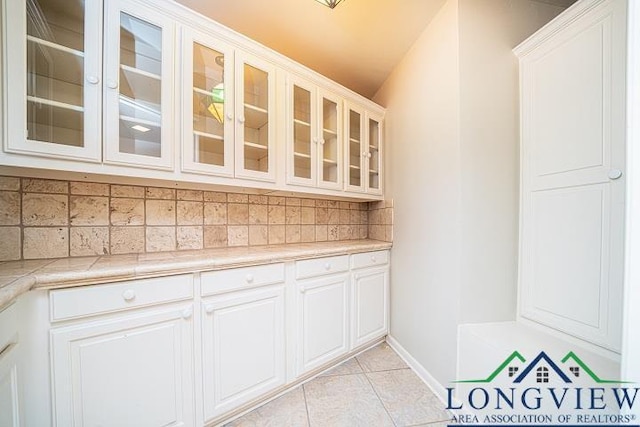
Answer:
[182,28,234,177]
[103,0,174,169]
[366,113,383,195]
[345,104,383,194]
[4,0,102,161]
[319,91,342,189]
[345,104,364,192]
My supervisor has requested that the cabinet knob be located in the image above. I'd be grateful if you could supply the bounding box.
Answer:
[107,80,118,89]
[86,75,100,85]
[362,151,368,157]
[367,152,372,159]
[246,274,254,283]
[319,138,325,145]
[122,289,136,302]
[324,263,331,271]
[608,169,623,180]
[238,117,246,124]
[205,305,215,314]
[371,255,377,263]
[226,113,234,121]
[182,308,193,320]
[313,137,318,144]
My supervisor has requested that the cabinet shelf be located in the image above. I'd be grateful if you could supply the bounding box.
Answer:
[244,103,269,129]
[27,95,84,112]
[369,145,378,151]
[349,165,360,170]
[194,130,223,141]
[244,141,268,161]
[323,158,338,165]
[323,128,337,137]
[119,115,161,128]
[193,87,214,97]
[294,151,311,159]
[27,35,84,58]
[120,64,161,81]
[294,118,310,127]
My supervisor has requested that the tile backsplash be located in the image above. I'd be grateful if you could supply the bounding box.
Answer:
[0,176,393,261]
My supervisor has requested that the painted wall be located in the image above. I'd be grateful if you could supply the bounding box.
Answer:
[374,0,564,385]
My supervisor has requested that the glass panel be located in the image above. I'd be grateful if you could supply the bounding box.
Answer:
[293,85,311,179]
[321,97,339,184]
[369,118,380,190]
[118,13,162,157]
[243,64,269,172]
[193,42,225,166]
[26,0,85,146]
[349,110,361,187]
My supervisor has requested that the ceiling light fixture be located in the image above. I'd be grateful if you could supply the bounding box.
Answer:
[314,0,345,9]
[131,124,150,133]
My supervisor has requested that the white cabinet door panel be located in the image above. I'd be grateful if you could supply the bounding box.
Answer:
[0,345,21,427]
[351,267,388,349]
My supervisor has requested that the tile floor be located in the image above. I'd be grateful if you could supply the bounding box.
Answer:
[225,343,451,427]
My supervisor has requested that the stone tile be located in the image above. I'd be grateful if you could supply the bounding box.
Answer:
[70,196,109,226]
[385,225,393,242]
[204,191,227,203]
[286,225,301,243]
[359,225,368,239]
[0,177,20,191]
[228,203,249,225]
[301,198,315,207]
[225,387,309,427]
[367,369,451,426]
[0,259,50,276]
[304,374,394,427]
[328,225,339,241]
[23,227,69,259]
[146,187,175,200]
[111,185,144,198]
[23,193,68,226]
[248,225,268,246]
[228,193,248,203]
[70,182,109,196]
[383,208,394,225]
[249,204,268,225]
[248,194,268,205]
[338,225,352,241]
[70,227,109,256]
[340,209,351,225]
[360,210,368,225]
[22,178,67,194]
[110,226,145,254]
[0,227,21,261]
[204,226,228,248]
[339,201,350,210]
[268,206,285,225]
[228,225,248,247]
[320,357,363,377]
[369,225,385,241]
[204,202,227,225]
[268,225,285,245]
[0,192,20,225]
[327,200,339,208]
[301,207,315,224]
[350,210,361,224]
[300,225,315,243]
[146,227,176,252]
[177,201,203,225]
[285,206,300,225]
[350,202,361,210]
[286,197,301,206]
[268,196,285,206]
[316,200,328,208]
[316,207,328,224]
[356,343,408,372]
[177,226,203,250]
[146,200,176,226]
[177,189,203,201]
[315,225,328,242]
[328,209,340,225]
[110,198,145,226]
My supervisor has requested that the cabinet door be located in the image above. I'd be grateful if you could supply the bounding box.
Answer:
[318,90,343,190]
[0,345,21,427]
[201,286,285,421]
[345,103,365,192]
[297,274,350,375]
[103,0,175,169]
[365,113,383,195]
[51,305,194,427]
[287,75,316,186]
[235,51,276,181]
[351,267,389,349]
[4,0,102,161]
[181,27,235,177]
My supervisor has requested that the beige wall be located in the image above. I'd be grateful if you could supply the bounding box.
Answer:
[374,0,564,386]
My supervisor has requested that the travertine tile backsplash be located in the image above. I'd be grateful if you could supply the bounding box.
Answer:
[0,176,393,261]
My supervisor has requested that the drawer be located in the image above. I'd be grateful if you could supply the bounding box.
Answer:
[201,263,285,296]
[351,250,389,270]
[296,255,349,280]
[0,303,18,354]
[50,274,193,322]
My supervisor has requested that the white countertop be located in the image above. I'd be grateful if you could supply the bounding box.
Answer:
[0,240,392,309]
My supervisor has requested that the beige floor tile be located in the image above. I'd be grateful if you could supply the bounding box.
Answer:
[319,357,363,377]
[356,343,408,372]
[225,387,309,427]
[366,368,450,426]
[304,374,394,427]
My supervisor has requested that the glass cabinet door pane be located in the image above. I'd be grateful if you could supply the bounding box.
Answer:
[192,42,226,167]
[118,13,162,158]
[293,85,312,180]
[26,0,85,147]
[321,97,339,185]
[243,64,269,173]
[368,118,381,191]
[349,109,362,188]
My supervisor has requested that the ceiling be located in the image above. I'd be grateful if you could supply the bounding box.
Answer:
[175,0,575,99]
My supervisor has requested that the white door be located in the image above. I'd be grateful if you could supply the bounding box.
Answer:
[344,103,365,192]
[297,274,350,375]
[365,112,383,196]
[518,0,626,351]
[201,286,285,421]
[50,305,194,427]
[286,74,317,187]
[351,267,389,349]
[0,345,21,427]
[318,89,343,190]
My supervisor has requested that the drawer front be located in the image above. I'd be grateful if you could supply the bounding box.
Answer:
[0,303,18,353]
[201,263,285,296]
[295,255,349,280]
[50,275,193,322]
[351,250,389,270]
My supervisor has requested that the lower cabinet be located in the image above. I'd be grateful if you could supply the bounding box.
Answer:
[351,266,389,349]
[0,302,21,427]
[296,274,350,374]
[201,286,286,421]
[50,305,195,427]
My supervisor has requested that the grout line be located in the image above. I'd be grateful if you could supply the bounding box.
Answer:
[362,368,398,427]
[301,382,313,427]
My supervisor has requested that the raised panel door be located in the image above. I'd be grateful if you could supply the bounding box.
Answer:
[0,345,21,427]
[351,267,388,349]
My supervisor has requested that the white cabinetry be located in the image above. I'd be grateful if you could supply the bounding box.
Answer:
[0,303,21,427]
[351,251,389,349]
[345,103,383,195]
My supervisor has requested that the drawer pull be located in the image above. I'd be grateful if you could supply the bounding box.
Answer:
[245,274,254,283]
[122,289,136,302]
[371,256,377,263]
[205,305,215,314]
[324,263,331,271]
[182,308,193,320]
